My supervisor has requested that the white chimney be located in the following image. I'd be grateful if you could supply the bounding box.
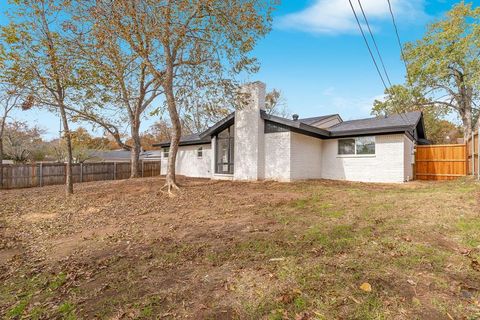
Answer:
[234,81,266,180]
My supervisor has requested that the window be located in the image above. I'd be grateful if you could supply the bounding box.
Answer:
[215,125,234,174]
[197,147,203,158]
[265,121,289,133]
[338,139,355,155]
[356,137,375,155]
[338,137,375,155]
[163,147,169,158]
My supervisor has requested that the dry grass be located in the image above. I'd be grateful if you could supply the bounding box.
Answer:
[1,176,479,319]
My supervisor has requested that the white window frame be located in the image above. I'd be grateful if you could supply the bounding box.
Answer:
[337,136,376,157]
[163,147,169,158]
[197,147,203,159]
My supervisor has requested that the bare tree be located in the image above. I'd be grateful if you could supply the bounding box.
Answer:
[66,8,164,177]
[3,0,80,195]
[0,85,21,188]
[265,89,290,118]
[3,121,45,164]
[90,0,275,194]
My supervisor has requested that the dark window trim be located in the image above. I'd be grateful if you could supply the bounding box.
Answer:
[265,120,290,133]
[215,125,234,174]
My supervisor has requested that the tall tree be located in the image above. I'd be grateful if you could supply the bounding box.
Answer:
[3,0,80,194]
[89,0,274,193]
[402,2,480,139]
[66,8,163,177]
[372,85,462,144]
[0,84,21,187]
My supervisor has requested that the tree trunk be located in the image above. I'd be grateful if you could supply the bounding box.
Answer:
[461,106,473,140]
[130,123,141,178]
[0,137,3,189]
[59,103,74,195]
[162,65,181,194]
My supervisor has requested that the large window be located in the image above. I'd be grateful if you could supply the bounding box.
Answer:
[215,125,234,174]
[338,137,375,155]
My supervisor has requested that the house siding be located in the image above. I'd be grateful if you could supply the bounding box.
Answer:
[161,144,212,178]
[404,135,414,181]
[321,134,406,183]
[264,131,291,181]
[290,132,323,180]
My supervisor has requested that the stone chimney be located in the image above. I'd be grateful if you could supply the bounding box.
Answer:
[234,81,266,180]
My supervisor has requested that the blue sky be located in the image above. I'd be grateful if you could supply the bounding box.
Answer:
[3,0,479,139]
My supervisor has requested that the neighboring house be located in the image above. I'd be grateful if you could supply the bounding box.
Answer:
[154,82,427,183]
[90,149,162,162]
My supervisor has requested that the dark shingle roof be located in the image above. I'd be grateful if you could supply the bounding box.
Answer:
[299,114,340,125]
[153,111,425,147]
[153,133,210,148]
[328,112,422,136]
[261,111,330,138]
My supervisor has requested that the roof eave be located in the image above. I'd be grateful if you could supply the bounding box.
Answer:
[329,126,414,138]
[198,112,235,138]
[261,110,331,138]
[153,139,211,148]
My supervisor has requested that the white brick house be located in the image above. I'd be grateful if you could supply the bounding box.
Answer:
[156,82,427,183]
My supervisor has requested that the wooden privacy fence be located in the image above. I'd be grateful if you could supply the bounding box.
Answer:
[467,129,479,177]
[415,144,467,180]
[0,161,161,189]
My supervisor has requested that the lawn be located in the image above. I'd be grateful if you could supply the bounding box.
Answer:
[1,177,479,319]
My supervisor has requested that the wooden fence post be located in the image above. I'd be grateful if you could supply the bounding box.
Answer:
[477,126,480,180]
[472,131,475,176]
[113,162,117,180]
[141,160,144,177]
[80,163,83,183]
[39,162,43,187]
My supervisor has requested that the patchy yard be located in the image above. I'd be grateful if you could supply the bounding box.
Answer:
[1,177,480,319]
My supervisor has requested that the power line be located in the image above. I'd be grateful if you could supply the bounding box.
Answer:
[384,0,415,125]
[356,0,392,87]
[349,0,409,125]
[348,0,388,91]
[386,0,410,83]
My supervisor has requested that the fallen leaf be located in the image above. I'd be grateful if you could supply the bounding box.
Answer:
[349,296,360,304]
[471,260,480,272]
[360,282,372,292]
[407,279,417,286]
[269,257,285,262]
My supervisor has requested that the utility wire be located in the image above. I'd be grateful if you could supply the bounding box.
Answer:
[384,0,415,124]
[348,0,388,91]
[387,0,410,84]
[349,0,409,125]
[357,0,392,87]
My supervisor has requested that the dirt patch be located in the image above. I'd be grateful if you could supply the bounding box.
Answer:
[1,177,479,319]
[22,212,59,223]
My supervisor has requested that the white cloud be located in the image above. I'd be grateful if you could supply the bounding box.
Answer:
[277,0,427,35]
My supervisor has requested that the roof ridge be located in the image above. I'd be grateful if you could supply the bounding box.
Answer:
[299,114,339,120]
